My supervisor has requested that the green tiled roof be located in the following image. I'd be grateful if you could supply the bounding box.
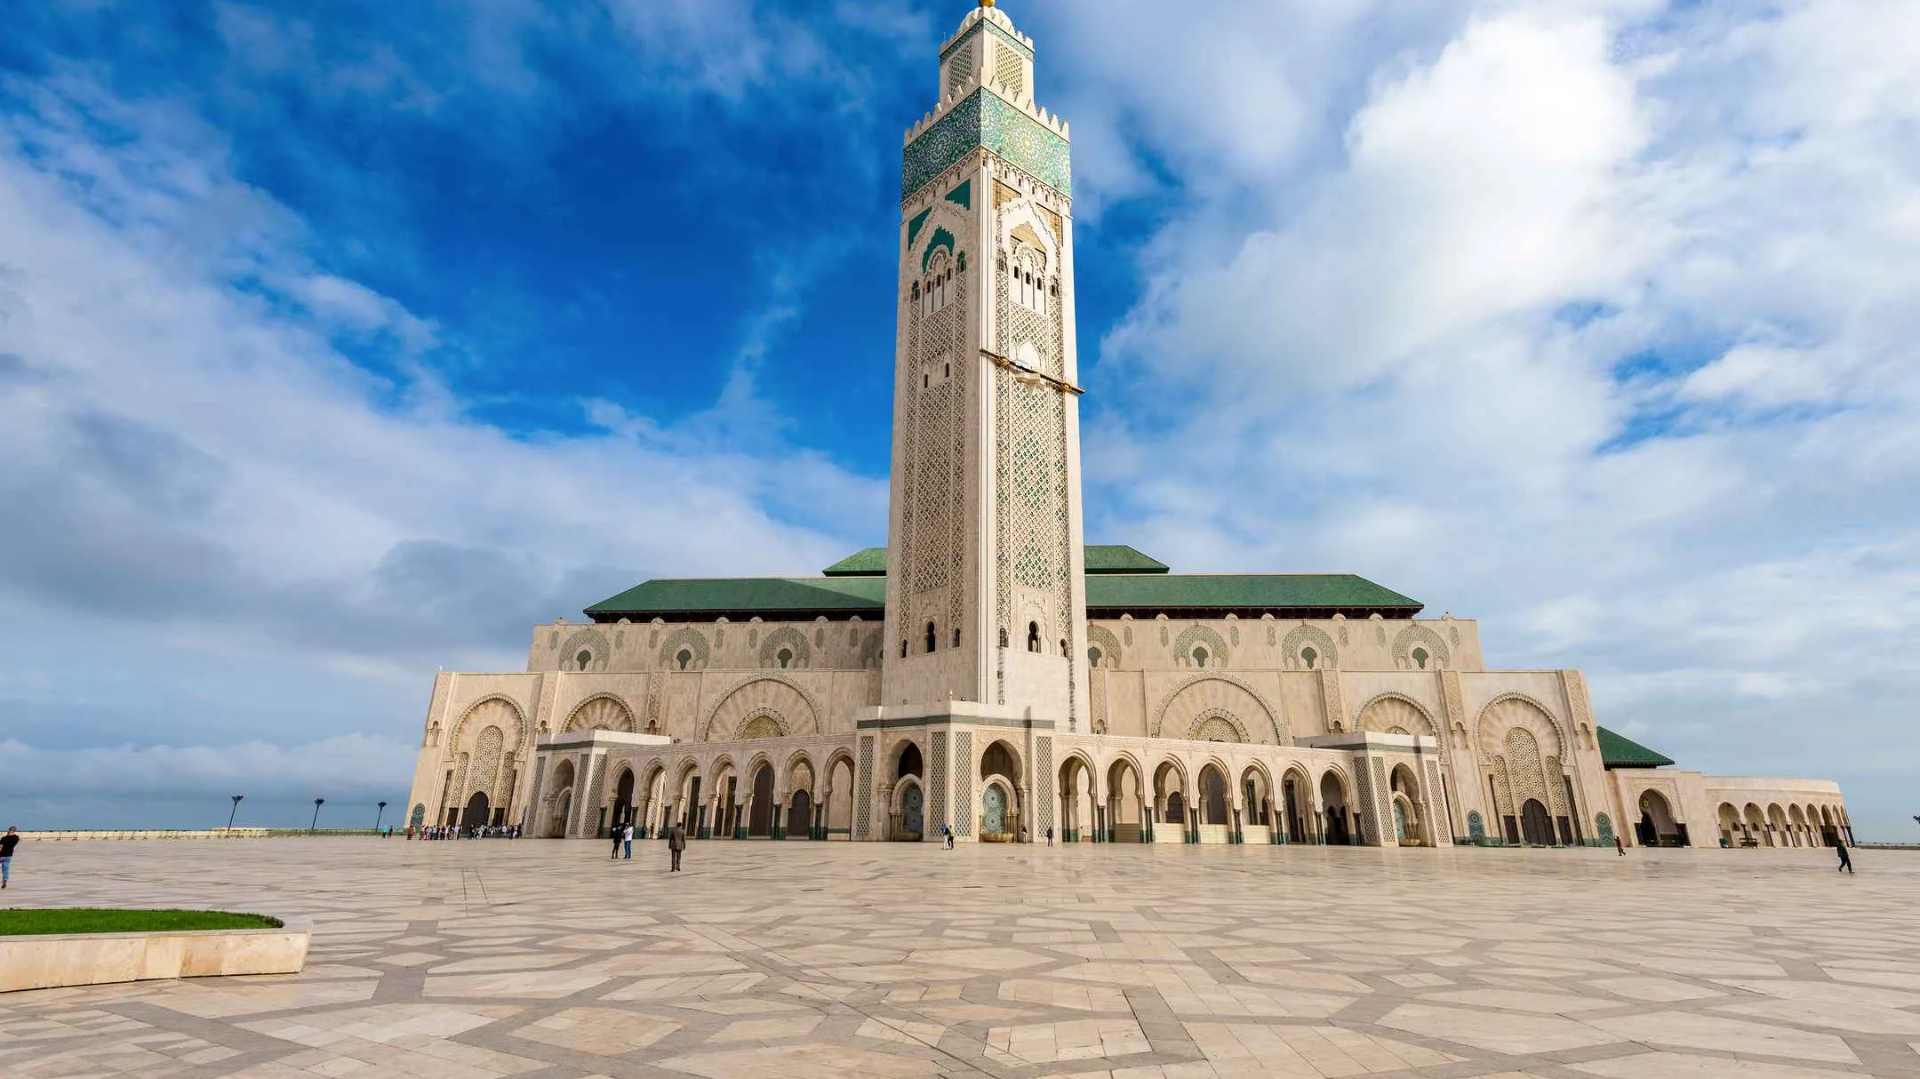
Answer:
[822,548,888,577]
[588,566,1419,621]
[1086,573,1418,615]
[586,576,885,619]
[1597,726,1675,769]
[822,545,1171,577]
[1085,545,1169,574]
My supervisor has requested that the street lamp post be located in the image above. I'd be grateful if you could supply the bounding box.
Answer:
[375,801,388,833]
[227,795,244,833]
[311,798,325,832]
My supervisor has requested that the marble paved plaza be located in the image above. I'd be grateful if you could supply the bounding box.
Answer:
[3,840,1919,1079]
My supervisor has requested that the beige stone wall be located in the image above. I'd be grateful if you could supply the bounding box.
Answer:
[527,618,886,675]
[1089,615,1482,674]
[405,664,881,831]
[415,612,1842,848]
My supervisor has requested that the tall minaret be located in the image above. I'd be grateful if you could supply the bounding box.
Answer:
[881,0,1089,730]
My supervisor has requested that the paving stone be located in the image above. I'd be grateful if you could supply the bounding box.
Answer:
[1,839,1917,1079]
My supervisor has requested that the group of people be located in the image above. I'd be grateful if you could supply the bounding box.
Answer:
[407,824,521,840]
[610,821,688,871]
[935,824,1052,847]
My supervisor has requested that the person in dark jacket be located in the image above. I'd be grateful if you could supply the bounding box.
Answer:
[668,822,687,872]
[1,825,19,889]
[1835,839,1853,874]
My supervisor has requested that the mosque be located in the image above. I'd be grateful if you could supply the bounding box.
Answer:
[403,2,1850,852]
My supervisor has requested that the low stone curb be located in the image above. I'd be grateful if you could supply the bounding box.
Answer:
[0,916,311,993]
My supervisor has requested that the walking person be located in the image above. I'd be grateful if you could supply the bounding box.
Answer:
[1,825,18,889]
[942,824,954,850]
[611,824,623,860]
[668,821,686,872]
[1615,834,1625,856]
[1045,826,1054,848]
[1835,839,1854,874]
[623,821,635,860]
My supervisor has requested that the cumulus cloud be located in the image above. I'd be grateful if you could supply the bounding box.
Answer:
[1054,0,1920,835]
[4,0,1917,840]
[0,67,881,825]
[0,735,408,800]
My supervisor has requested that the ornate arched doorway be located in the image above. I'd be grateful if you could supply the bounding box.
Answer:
[464,791,491,831]
[1320,771,1352,845]
[1520,799,1555,846]
[611,769,636,830]
[983,783,1009,835]
[1281,770,1311,843]
[788,788,812,839]
[1637,789,1683,847]
[747,764,776,837]
[1390,764,1423,846]
[1106,759,1145,843]
[897,781,925,839]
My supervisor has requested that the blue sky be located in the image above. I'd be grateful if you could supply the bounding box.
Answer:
[2,0,1917,837]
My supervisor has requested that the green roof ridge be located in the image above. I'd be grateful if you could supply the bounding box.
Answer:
[824,545,1171,577]
[1596,726,1675,768]
[822,548,888,576]
[588,569,1420,620]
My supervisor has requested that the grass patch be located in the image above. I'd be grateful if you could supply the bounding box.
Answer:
[0,909,283,936]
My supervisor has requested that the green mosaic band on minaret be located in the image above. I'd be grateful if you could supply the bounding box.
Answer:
[903,90,1070,200]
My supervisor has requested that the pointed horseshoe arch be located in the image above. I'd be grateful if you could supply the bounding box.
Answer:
[1474,692,1569,761]
[702,676,821,741]
[452,695,527,755]
[1150,675,1287,744]
[1355,692,1440,740]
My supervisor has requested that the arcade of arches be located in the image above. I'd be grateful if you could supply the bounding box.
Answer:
[405,2,1849,851]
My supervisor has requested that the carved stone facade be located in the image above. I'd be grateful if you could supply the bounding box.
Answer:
[403,3,1849,850]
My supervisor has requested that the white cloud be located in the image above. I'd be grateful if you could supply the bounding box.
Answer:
[0,735,409,800]
[0,68,882,825]
[1058,0,1920,836]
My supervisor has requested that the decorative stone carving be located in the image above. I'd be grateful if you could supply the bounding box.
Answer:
[1390,624,1450,670]
[1151,675,1286,744]
[1281,625,1338,670]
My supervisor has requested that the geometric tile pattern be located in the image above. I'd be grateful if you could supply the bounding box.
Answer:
[1,840,1916,1078]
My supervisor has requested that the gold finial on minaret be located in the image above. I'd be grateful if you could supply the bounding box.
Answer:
[979,0,995,7]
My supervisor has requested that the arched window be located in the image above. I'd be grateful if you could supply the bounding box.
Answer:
[900,639,909,658]
[999,626,1009,648]
[676,649,693,671]
[1412,646,1429,669]
[1059,638,1068,657]
[952,628,961,647]
[1088,646,1102,667]
[1010,243,1047,313]
[776,648,793,669]
[1192,646,1208,668]
[1301,646,1318,669]
[576,650,592,671]
[1027,622,1041,653]
[925,621,937,654]
[923,249,954,316]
